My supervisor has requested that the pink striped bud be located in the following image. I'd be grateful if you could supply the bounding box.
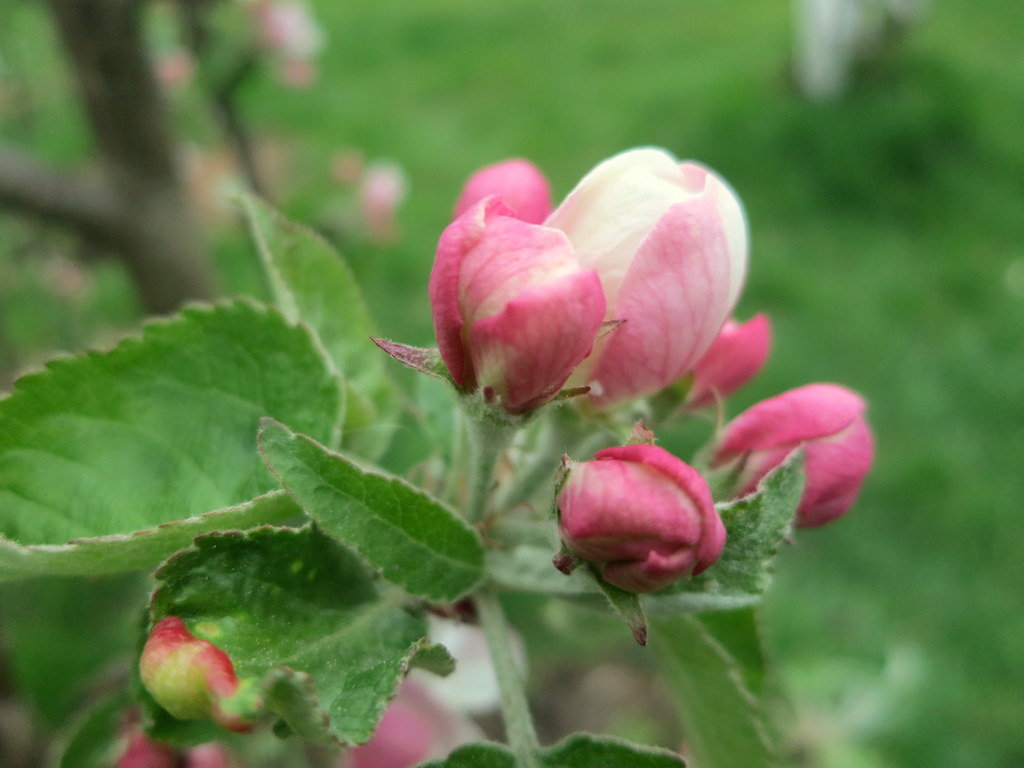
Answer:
[711,383,874,527]
[686,314,772,409]
[429,196,606,413]
[140,617,255,733]
[546,148,749,407]
[453,159,553,225]
[556,445,726,593]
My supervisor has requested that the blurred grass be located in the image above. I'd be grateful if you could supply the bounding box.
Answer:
[1,0,1023,765]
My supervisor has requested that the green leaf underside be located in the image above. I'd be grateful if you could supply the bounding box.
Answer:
[150,526,427,746]
[0,301,342,578]
[242,194,401,460]
[652,614,772,768]
[591,567,648,645]
[645,451,804,613]
[259,420,484,602]
[418,733,685,767]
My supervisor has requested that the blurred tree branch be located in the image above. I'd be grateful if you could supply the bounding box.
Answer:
[0,0,216,315]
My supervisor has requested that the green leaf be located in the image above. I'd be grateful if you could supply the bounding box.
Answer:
[258,419,484,601]
[241,194,402,460]
[0,492,300,580]
[418,733,685,767]
[698,608,768,698]
[651,614,773,768]
[645,452,805,614]
[543,733,685,766]
[408,640,457,677]
[590,566,648,646]
[0,301,341,579]
[150,525,428,746]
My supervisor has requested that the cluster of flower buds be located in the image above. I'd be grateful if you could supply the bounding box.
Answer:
[139,616,257,733]
[431,147,749,412]
[426,148,875,592]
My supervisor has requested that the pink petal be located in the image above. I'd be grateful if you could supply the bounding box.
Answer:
[799,417,874,527]
[453,159,552,225]
[687,314,772,409]
[429,196,516,386]
[588,197,735,406]
[594,444,723,573]
[468,270,605,413]
[714,383,867,462]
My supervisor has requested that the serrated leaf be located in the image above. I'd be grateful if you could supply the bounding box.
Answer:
[408,640,457,677]
[259,419,484,601]
[0,301,342,580]
[652,614,772,768]
[418,733,685,767]
[150,526,427,746]
[241,194,401,460]
[645,452,805,614]
[0,492,301,580]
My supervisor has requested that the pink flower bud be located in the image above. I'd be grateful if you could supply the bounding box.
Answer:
[345,680,478,768]
[252,1,324,60]
[711,383,874,527]
[686,314,772,409]
[155,50,195,90]
[429,196,606,413]
[117,730,178,768]
[453,159,553,225]
[139,617,254,733]
[556,444,726,593]
[546,148,749,407]
[186,744,241,768]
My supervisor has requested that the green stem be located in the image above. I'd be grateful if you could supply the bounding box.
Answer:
[465,417,514,523]
[476,588,541,767]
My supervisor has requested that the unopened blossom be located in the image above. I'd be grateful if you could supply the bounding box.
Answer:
[557,444,726,593]
[250,0,324,87]
[359,160,409,246]
[344,679,479,768]
[711,383,874,527]
[429,196,605,413]
[139,616,254,732]
[686,314,772,409]
[453,159,552,225]
[545,147,749,407]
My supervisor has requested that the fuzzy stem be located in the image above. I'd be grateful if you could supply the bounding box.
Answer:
[465,417,514,523]
[476,588,540,767]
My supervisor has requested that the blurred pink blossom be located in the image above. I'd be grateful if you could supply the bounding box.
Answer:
[359,160,408,246]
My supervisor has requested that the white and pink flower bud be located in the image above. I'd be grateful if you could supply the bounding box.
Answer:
[139,617,255,733]
[250,0,324,87]
[686,314,772,409]
[453,159,553,225]
[545,147,749,407]
[155,50,196,90]
[711,383,874,527]
[429,196,606,414]
[556,445,726,593]
[359,160,409,246]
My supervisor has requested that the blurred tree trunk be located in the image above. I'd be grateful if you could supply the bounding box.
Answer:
[0,0,215,315]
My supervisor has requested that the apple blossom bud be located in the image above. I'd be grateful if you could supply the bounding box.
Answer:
[359,160,409,246]
[546,147,749,407]
[346,680,478,768]
[711,383,874,527]
[117,730,178,768]
[556,445,726,593]
[429,196,606,413]
[140,616,255,733]
[453,159,553,225]
[686,314,772,409]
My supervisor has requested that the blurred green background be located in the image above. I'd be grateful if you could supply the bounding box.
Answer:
[1,0,1022,766]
